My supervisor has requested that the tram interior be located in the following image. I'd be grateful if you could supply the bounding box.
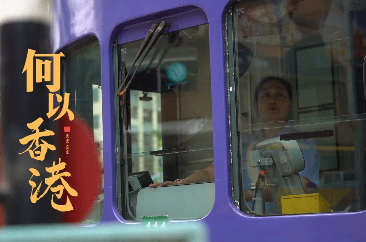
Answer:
[117,22,215,220]
[234,0,366,213]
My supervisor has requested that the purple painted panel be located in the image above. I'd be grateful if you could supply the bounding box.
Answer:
[117,7,208,44]
[51,0,366,241]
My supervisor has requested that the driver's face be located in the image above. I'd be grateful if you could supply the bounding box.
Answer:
[256,80,292,123]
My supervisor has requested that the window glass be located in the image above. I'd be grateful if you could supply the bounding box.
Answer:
[116,23,214,221]
[229,0,366,216]
[62,39,104,223]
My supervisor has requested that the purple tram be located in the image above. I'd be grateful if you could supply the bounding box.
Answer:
[52,0,366,241]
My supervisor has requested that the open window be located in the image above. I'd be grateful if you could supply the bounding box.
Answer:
[115,9,214,221]
[228,0,366,216]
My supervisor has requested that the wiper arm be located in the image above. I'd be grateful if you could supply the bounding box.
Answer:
[116,21,170,98]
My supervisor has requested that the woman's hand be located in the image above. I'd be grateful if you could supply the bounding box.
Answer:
[149,163,214,188]
[149,179,185,188]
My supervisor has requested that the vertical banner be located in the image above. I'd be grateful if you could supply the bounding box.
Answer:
[0,22,61,224]
[0,1,101,224]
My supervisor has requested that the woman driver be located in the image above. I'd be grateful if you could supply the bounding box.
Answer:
[150,76,320,201]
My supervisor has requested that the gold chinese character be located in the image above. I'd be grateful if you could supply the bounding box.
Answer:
[28,158,78,212]
[47,93,74,121]
[22,49,64,92]
[19,118,56,161]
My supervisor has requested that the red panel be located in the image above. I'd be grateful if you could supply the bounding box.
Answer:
[59,115,101,222]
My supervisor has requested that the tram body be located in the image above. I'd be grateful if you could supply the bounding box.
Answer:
[52,0,366,241]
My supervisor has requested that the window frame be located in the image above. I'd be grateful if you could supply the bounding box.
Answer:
[114,8,214,221]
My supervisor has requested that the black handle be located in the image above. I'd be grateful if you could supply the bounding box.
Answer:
[280,130,334,141]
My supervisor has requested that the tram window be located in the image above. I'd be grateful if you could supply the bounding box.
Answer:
[116,23,214,221]
[228,0,366,216]
[62,39,104,223]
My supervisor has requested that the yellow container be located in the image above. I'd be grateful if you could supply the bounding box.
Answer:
[281,193,333,215]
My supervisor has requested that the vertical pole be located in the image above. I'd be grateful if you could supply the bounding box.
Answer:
[0,1,61,224]
[346,1,365,211]
[226,8,241,210]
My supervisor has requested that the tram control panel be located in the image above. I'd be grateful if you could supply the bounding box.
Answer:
[250,137,305,214]
[250,131,333,215]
